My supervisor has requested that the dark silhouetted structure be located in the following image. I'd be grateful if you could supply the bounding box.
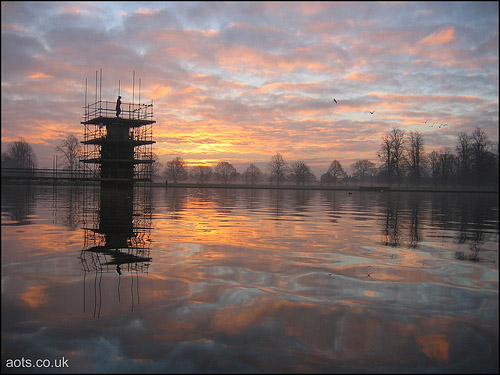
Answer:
[81,99,155,188]
[79,94,155,316]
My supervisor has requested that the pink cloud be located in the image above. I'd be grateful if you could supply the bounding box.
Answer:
[418,26,455,45]
[344,72,378,83]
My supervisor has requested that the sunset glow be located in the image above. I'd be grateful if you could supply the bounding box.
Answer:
[1,2,498,174]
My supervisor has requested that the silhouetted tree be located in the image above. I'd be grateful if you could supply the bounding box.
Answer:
[325,160,346,186]
[439,148,456,186]
[268,153,287,185]
[320,172,334,185]
[214,161,237,184]
[455,132,473,186]
[289,161,314,185]
[1,139,37,169]
[243,164,263,185]
[378,132,394,185]
[390,128,405,186]
[56,134,82,173]
[191,165,212,184]
[406,131,425,186]
[428,150,440,187]
[351,159,377,185]
[470,126,492,187]
[492,140,499,187]
[379,128,405,186]
[164,157,188,183]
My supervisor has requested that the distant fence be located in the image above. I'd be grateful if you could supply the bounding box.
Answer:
[1,168,94,181]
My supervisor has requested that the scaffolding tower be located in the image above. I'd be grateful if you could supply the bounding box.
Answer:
[81,99,156,186]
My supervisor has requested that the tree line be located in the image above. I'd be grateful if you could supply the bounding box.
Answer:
[164,126,498,189]
[2,126,498,189]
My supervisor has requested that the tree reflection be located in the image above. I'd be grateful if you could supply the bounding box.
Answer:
[1,183,35,225]
[212,188,238,213]
[408,193,422,249]
[321,190,342,224]
[452,193,498,263]
[270,189,284,220]
[243,188,263,211]
[376,191,498,262]
[381,193,402,247]
[164,186,187,219]
[292,189,312,216]
[51,184,85,230]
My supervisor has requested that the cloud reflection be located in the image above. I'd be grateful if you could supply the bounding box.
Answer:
[1,186,498,373]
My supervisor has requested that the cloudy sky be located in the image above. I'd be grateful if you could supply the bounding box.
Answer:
[1,1,498,174]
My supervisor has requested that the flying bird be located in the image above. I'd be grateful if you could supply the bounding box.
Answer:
[333,98,337,104]
[368,111,375,114]
[424,119,429,124]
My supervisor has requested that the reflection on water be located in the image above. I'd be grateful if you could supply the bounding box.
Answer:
[79,185,153,317]
[1,184,498,373]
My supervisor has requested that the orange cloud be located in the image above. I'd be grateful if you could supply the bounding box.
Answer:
[418,26,455,45]
[136,8,160,16]
[149,84,172,99]
[28,72,54,79]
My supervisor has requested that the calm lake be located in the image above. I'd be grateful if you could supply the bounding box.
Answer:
[1,183,498,373]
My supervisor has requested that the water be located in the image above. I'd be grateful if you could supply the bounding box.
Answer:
[1,183,498,373]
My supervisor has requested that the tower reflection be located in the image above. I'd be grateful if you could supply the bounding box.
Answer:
[79,184,153,317]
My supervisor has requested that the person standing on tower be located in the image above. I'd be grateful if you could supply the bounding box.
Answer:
[116,95,122,117]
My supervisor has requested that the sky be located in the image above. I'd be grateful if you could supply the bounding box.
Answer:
[1,1,498,175]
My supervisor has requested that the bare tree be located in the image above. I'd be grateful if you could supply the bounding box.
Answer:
[378,133,394,185]
[406,131,425,186]
[191,165,213,184]
[326,160,346,186]
[289,161,314,185]
[351,159,377,185]
[471,126,491,187]
[56,134,82,173]
[379,128,405,186]
[455,132,472,186]
[320,172,334,185]
[243,164,263,185]
[439,148,456,186]
[1,138,37,169]
[214,161,237,184]
[390,128,405,186]
[164,157,188,183]
[428,150,440,187]
[268,153,287,185]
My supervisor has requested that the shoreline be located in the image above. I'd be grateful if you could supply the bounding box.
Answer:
[2,180,497,194]
[153,182,499,194]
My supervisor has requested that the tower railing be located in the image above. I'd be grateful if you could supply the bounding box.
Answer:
[83,100,154,122]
